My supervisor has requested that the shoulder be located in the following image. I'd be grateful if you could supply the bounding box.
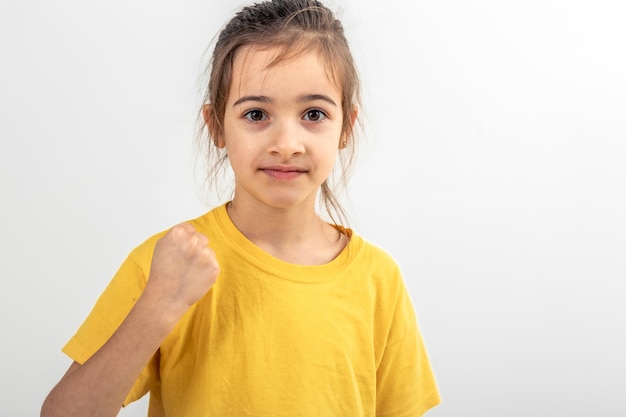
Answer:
[125,205,224,269]
[347,232,406,293]
[350,232,401,273]
[357,237,397,264]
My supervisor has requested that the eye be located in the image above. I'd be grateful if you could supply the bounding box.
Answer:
[303,109,327,122]
[244,109,268,122]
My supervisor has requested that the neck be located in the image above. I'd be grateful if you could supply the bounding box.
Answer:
[225,197,346,265]
[226,198,323,246]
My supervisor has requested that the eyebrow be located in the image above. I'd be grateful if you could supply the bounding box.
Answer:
[232,94,338,107]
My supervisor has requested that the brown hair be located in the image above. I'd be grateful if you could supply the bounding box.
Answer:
[197,0,361,227]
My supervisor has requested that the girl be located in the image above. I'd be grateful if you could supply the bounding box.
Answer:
[41,1,440,416]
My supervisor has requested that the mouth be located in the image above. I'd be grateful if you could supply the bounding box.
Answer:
[260,165,307,179]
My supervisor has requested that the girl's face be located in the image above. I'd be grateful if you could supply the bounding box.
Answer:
[217,45,348,212]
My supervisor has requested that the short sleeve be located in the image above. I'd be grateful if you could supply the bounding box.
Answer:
[376,285,441,417]
[61,251,159,406]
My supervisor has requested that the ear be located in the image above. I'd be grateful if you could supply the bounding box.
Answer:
[340,105,359,149]
[203,104,225,148]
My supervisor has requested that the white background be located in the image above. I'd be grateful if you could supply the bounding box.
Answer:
[1,0,625,416]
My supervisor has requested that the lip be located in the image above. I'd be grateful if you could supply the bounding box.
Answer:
[260,165,307,179]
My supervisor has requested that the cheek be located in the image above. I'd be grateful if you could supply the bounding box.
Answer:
[225,135,260,170]
[318,147,340,172]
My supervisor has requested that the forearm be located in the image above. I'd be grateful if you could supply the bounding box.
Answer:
[42,223,218,417]
[41,293,181,417]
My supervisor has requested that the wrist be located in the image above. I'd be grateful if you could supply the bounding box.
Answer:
[133,288,187,335]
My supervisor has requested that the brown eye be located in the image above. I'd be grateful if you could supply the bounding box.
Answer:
[244,110,267,122]
[304,109,326,122]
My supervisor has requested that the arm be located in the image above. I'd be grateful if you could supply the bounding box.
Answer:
[41,223,219,417]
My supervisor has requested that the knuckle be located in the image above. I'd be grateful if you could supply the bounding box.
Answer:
[173,222,194,236]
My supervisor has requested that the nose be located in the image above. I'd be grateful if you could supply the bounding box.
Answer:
[268,119,305,158]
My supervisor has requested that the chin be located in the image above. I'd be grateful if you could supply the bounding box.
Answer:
[260,193,315,211]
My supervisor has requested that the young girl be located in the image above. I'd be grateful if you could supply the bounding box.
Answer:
[41,1,440,416]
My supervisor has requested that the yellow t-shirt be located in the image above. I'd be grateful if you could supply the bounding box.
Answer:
[63,203,440,416]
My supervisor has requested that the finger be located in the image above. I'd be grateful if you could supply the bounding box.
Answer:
[177,222,196,234]
[168,223,190,242]
[195,232,209,247]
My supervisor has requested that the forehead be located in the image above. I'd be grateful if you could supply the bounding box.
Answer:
[228,45,341,98]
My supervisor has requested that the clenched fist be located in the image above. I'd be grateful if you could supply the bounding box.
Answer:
[144,222,220,318]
